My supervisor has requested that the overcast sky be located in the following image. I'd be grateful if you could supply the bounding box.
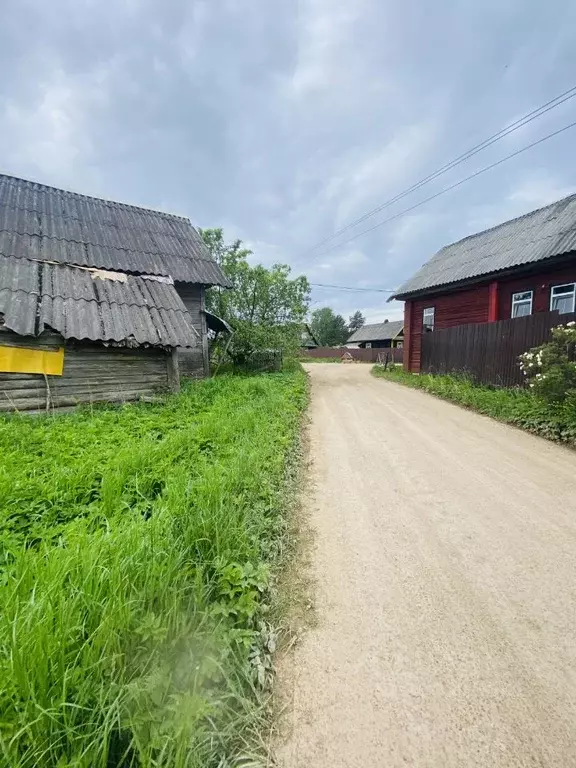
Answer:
[2,0,576,323]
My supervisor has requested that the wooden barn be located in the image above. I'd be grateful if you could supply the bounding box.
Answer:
[346,319,403,349]
[0,174,230,412]
[391,194,576,372]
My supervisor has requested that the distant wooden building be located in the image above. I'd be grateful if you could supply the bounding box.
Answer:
[301,323,320,350]
[0,174,230,412]
[391,194,576,373]
[346,320,404,349]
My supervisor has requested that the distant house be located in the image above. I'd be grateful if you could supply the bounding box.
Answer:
[0,174,230,412]
[346,320,403,349]
[301,323,320,350]
[391,194,576,372]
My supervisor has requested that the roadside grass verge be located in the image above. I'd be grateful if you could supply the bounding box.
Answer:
[0,370,308,767]
[300,358,372,364]
[372,366,576,447]
[299,357,341,363]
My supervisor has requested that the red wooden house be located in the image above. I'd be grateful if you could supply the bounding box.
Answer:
[391,194,576,372]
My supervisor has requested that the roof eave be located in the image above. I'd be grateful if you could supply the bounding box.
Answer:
[391,253,576,302]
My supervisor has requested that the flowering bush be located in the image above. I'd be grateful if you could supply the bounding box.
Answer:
[519,322,576,403]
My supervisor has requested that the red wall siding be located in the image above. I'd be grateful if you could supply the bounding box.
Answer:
[405,262,576,372]
[403,300,413,372]
[497,264,576,318]
[408,285,490,371]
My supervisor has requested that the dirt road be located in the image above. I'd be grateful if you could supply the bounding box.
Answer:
[276,364,576,768]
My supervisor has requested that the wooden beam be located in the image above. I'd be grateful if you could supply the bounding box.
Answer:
[488,281,499,322]
[167,348,180,392]
[200,287,210,377]
[403,301,413,372]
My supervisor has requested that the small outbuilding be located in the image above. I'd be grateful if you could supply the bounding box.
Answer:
[0,174,230,412]
[301,323,320,350]
[346,319,404,349]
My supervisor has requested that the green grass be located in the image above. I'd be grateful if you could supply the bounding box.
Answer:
[299,357,342,363]
[0,371,308,767]
[372,366,576,446]
[300,357,372,364]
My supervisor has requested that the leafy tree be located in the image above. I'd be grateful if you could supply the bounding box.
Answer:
[201,228,310,365]
[348,310,365,333]
[310,307,350,346]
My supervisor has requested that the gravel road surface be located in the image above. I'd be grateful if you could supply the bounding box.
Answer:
[276,364,576,768]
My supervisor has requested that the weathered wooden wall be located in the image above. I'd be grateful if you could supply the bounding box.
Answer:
[404,261,576,372]
[0,330,172,412]
[419,311,576,387]
[174,283,208,377]
[405,285,490,372]
[496,264,576,318]
[357,338,403,349]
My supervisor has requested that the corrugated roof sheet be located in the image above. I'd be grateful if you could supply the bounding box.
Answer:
[0,174,231,287]
[0,254,199,347]
[347,320,404,343]
[392,193,576,299]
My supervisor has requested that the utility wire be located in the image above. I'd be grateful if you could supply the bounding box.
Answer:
[312,119,576,258]
[310,282,395,292]
[305,85,576,254]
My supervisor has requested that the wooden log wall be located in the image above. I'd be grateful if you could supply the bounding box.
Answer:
[0,330,171,412]
[174,283,208,377]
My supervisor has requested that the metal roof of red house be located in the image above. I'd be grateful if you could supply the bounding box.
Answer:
[392,193,576,300]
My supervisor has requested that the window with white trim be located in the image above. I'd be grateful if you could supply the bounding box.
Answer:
[422,307,435,331]
[550,283,576,314]
[511,290,533,318]
[365,342,372,349]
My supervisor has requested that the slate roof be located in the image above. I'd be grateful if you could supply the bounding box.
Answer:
[0,253,199,347]
[0,174,231,286]
[391,193,576,300]
[347,320,404,343]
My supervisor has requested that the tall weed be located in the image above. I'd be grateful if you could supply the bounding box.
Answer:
[0,371,307,767]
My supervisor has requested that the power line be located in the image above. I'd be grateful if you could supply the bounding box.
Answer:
[305,85,576,254]
[308,87,576,253]
[310,282,395,292]
[312,118,576,258]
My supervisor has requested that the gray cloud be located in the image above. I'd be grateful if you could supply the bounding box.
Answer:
[2,0,576,323]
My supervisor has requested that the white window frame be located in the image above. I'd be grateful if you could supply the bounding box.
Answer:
[365,342,372,349]
[511,290,533,318]
[422,307,435,331]
[550,283,576,314]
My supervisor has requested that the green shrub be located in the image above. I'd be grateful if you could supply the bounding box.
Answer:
[519,322,576,402]
[0,371,307,767]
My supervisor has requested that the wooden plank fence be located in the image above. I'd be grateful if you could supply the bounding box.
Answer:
[420,311,576,387]
[302,346,404,364]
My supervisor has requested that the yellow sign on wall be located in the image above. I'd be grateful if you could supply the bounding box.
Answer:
[0,345,65,375]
